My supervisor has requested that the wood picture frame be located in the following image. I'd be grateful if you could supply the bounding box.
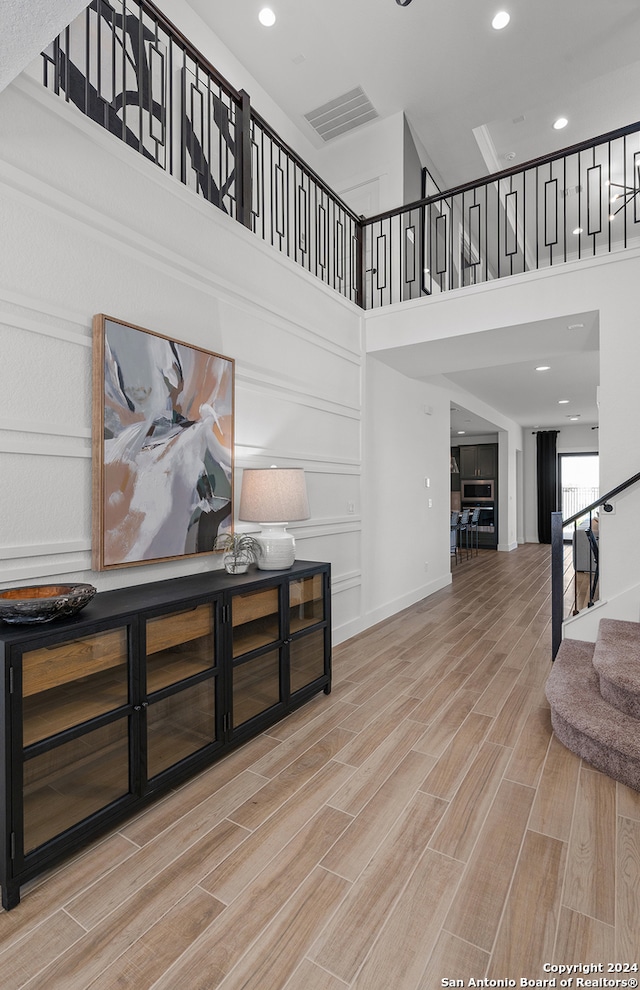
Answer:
[92,314,234,570]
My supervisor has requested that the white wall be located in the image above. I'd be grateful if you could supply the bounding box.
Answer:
[0,73,458,648]
[366,248,640,632]
[363,357,451,627]
[316,112,406,217]
[0,76,363,642]
[3,62,640,646]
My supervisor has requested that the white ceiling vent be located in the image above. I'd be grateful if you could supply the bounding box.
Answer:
[304,87,378,142]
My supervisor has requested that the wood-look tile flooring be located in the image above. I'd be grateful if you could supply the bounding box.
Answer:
[2,543,639,988]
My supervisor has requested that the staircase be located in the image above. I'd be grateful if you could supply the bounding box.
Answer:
[546,618,640,791]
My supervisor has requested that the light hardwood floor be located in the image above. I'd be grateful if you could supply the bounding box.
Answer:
[2,543,639,988]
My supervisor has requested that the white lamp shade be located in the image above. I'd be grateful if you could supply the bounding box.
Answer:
[238,468,309,569]
[239,468,310,523]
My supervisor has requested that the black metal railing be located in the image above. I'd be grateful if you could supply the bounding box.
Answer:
[551,470,640,659]
[40,1,640,312]
[362,124,640,308]
[41,0,362,305]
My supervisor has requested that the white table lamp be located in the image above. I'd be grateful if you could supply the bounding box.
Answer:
[238,467,310,570]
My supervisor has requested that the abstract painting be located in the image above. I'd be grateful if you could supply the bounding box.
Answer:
[92,315,234,570]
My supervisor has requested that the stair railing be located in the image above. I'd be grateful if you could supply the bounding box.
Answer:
[551,470,640,659]
[40,1,640,313]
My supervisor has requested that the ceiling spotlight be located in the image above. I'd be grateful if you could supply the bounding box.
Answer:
[558,399,570,404]
[457,430,466,435]
[258,7,276,26]
[535,366,550,371]
[553,117,568,130]
[568,415,581,421]
[492,11,510,29]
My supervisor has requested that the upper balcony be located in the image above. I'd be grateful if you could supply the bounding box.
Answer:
[40,0,640,311]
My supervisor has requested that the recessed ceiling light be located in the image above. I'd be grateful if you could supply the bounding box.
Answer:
[457,430,466,435]
[567,323,584,329]
[568,415,581,421]
[258,7,276,27]
[553,117,568,130]
[558,399,570,404]
[536,365,550,371]
[492,11,510,29]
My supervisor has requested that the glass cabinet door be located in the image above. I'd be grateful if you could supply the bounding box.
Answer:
[230,587,282,730]
[289,628,326,695]
[288,575,327,694]
[144,604,218,781]
[20,624,133,855]
[23,720,130,854]
[232,650,281,728]
[289,575,325,634]
[145,604,215,694]
[146,677,216,779]
[231,587,279,658]
[21,627,129,747]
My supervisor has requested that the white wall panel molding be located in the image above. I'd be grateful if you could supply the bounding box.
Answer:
[0,158,361,365]
[8,76,363,328]
[293,519,362,539]
[0,540,91,560]
[223,299,361,365]
[0,419,90,440]
[0,287,89,328]
[235,450,361,474]
[0,436,90,458]
[331,571,362,594]
[0,557,91,585]
[236,370,360,420]
[0,310,90,348]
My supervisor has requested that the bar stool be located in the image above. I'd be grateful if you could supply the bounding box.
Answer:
[450,510,460,565]
[469,507,481,556]
[458,508,470,561]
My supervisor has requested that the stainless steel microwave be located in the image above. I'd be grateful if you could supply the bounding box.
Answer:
[461,479,494,501]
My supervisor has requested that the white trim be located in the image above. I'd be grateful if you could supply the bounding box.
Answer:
[237,369,361,420]
[0,419,91,440]
[364,243,640,323]
[235,450,361,473]
[0,311,90,347]
[9,75,363,327]
[0,557,90,584]
[362,574,452,630]
[0,436,90,458]
[0,156,362,366]
[0,541,90,560]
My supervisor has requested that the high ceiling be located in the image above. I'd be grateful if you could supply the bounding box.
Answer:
[3,0,638,436]
[191,0,640,437]
[191,0,640,188]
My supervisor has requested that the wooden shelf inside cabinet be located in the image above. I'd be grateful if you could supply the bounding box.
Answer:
[145,604,215,694]
[231,587,279,658]
[21,626,130,746]
[0,560,331,911]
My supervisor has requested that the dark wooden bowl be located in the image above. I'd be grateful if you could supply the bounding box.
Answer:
[0,584,97,624]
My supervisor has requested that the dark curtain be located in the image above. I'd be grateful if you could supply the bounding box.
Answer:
[536,430,559,543]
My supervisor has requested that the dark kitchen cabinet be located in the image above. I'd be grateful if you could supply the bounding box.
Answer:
[450,446,461,492]
[0,561,331,909]
[459,443,497,479]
